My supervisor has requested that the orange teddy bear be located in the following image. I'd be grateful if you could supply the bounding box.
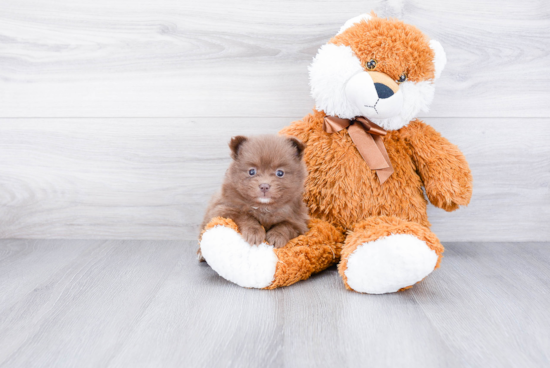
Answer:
[200,13,473,294]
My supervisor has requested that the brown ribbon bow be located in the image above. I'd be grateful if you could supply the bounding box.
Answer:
[323,115,394,184]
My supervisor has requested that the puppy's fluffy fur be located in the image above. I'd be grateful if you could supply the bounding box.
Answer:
[198,135,309,261]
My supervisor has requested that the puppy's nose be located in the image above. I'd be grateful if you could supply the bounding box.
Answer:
[374,83,394,99]
[259,183,271,193]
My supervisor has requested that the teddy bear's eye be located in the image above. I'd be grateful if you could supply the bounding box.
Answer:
[396,73,407,83]
[248,168,256,176]
[365,59,377,70]
[276,170,284,178]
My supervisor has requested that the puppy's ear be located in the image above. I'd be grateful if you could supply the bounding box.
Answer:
[229,135,248,160]
[287,137,306,160]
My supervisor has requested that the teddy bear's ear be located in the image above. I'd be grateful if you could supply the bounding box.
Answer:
[229,135,248,160]
[336,13,374,36]
[429,40,447,80]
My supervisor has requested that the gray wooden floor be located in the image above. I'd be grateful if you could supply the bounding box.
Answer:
[0,240,548,368]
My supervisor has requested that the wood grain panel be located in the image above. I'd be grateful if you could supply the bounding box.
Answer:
[0,0,548,118]
[0,117,548,241]
[0,240,548,367]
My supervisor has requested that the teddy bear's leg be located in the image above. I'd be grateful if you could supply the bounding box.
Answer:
[338,216,444,294]
[200,217,344,289]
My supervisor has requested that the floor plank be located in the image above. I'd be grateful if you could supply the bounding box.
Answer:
[279,269,461,368]
[0,240,184,367]
[107,248,284,368]
[412,242,550,368]
[0,240,89,315]
[0,240,548,367]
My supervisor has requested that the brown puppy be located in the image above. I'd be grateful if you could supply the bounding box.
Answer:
[198,135,309,261]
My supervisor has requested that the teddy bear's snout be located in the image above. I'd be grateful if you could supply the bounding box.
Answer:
[345,71,404,120]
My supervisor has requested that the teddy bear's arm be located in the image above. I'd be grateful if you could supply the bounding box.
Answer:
[406,121,473,212]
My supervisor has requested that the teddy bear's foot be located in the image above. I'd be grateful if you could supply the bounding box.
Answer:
[338,216,444,294]
[199,217,278,288]
[199,217,344,289]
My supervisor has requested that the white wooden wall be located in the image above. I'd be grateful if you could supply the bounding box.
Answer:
[0,0,549,241]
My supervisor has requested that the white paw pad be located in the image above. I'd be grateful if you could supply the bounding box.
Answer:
[345,234,438,294]
[200,226,278,288]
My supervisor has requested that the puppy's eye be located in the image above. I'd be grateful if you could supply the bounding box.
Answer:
[276,170,284,178]
[365,59,377,70]
[396,73,407,83]
[248,168,256,176]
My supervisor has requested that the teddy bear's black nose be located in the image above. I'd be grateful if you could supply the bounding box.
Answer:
[374,83,394,99]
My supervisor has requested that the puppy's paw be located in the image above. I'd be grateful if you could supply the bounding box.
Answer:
[241,227,266,246]
[266,230,290,249]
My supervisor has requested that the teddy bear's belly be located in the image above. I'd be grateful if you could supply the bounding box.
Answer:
[303,135,430,231]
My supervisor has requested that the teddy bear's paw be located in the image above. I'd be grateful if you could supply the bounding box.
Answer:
[200,223,278,288]
[343,234,438,294]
